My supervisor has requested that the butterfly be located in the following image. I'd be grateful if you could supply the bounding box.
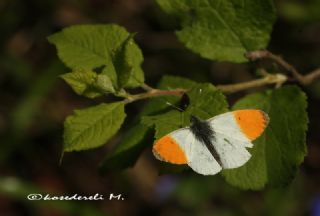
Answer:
[152,109,269,175]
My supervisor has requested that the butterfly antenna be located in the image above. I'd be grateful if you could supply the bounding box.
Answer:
[164,101,186,128]
[165,101,184,112]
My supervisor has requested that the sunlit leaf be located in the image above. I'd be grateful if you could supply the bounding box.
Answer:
[64,102,126,152]
[157,0,276,62]
[48,24,144,90]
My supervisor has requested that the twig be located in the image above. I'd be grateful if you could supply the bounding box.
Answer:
[123,50,320,103]
[245,50,320,85]
[217,73,287,93]
[124,73,286,103]
[302,68,320,85]
[124,88,186,103]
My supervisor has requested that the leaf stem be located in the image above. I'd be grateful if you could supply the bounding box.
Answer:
[141,83,155,91]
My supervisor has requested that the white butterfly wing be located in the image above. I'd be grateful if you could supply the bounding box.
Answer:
[186,134,222,175]
[207,110,268,169]
[153,128,222,175]
[211,131,252,169]
[208,112,253,148]
[167,128,222,175]
[152,128,190,163]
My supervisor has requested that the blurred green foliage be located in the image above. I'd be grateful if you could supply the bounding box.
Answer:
[279,0,320,23]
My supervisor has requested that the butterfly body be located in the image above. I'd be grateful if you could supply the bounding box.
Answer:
[190,115,215,144]
[152,109,269,175]
[190,115,222,166]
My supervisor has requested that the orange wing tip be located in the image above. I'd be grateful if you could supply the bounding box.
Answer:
[152,135,188,164]
[233,109,269,140]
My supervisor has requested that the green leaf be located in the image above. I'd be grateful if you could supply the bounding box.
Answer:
[186,83,229,120]
[157,0,276,62]
[114,34,145,88]
[142,110,184,139]
[63,102,126,152]
[142,83,228,140]
[142,75,198,115]
[48,24,144,90]
[141,75,199,133]
[61,70,115,98]
[223,85,308,189]
[95,74,116,93]
[99,124,152,174]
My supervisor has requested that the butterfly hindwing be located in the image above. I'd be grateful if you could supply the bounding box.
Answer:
[210,131,252,169]
[152,128,222,175]
[187,134,222,175]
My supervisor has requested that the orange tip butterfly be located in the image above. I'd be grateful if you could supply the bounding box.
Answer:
[152,110,269,175]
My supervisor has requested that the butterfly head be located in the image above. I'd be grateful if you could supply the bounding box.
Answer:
[190,115,207,128]
[190,115,201,125]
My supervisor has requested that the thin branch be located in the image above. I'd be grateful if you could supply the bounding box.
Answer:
[217,73,287,93]
[124,73,287,103]
[123,50,320,103]
[124,89,186,103]
[245,50,320,85]
[302,68,320,85]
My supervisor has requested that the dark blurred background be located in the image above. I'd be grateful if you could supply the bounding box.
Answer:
[1,0,320,215]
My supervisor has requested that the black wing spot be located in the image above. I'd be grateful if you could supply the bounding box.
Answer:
[224,138,231,145]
